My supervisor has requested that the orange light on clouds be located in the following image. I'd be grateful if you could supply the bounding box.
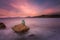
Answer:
[20,4,39,16]
[42,8,60,15]
[0,0,60,18]
[10,1,40,16]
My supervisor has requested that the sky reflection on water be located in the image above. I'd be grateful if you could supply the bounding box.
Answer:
[0,18,60,40]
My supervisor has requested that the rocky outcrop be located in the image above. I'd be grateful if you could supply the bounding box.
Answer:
[12,24,29,33]
[0,23,6,29]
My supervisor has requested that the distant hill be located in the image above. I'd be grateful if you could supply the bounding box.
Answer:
[27,12,60,18]
[32,15,60,18]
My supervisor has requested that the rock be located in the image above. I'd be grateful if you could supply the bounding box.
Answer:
[0,23,6,29]
[28,34,35,37]
[12,24,29,33]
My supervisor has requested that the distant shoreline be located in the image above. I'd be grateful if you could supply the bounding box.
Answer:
[0,14,60,18]
[26,17,60,18]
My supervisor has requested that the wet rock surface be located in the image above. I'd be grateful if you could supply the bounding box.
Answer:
[0,23,6,29]
[12,24,29,33]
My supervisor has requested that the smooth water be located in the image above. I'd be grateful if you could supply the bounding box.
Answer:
[0,18,60,40]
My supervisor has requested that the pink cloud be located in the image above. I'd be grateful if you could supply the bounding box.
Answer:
[0,0,60,18]
[42,8,60,15]
[0,8,23,17]
[10,0,40,16]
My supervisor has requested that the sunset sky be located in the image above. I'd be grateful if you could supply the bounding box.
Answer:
[0,0,60,18]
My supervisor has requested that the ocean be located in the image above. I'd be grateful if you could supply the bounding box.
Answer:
[0,18,60,40]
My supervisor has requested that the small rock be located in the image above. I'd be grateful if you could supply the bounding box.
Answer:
[28,34,35,37]
[0,23,6,29]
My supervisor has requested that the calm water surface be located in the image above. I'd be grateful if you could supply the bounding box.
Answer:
[0,18,60,40]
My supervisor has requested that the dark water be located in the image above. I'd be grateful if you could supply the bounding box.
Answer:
[0,18,60,40]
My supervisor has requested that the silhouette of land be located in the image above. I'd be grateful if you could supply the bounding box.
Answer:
[32,14,60,18]
[27,12,60,18]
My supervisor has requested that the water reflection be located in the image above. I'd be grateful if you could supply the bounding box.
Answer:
[0,18,60,40]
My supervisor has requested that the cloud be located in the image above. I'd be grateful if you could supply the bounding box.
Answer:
[0,0,17,11]
[10,0,41,16]
[41,8,60,15]
[0,0,60,18]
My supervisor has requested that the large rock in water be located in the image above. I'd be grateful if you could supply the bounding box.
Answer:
[12,24,29,33]
[0,23,6,29]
